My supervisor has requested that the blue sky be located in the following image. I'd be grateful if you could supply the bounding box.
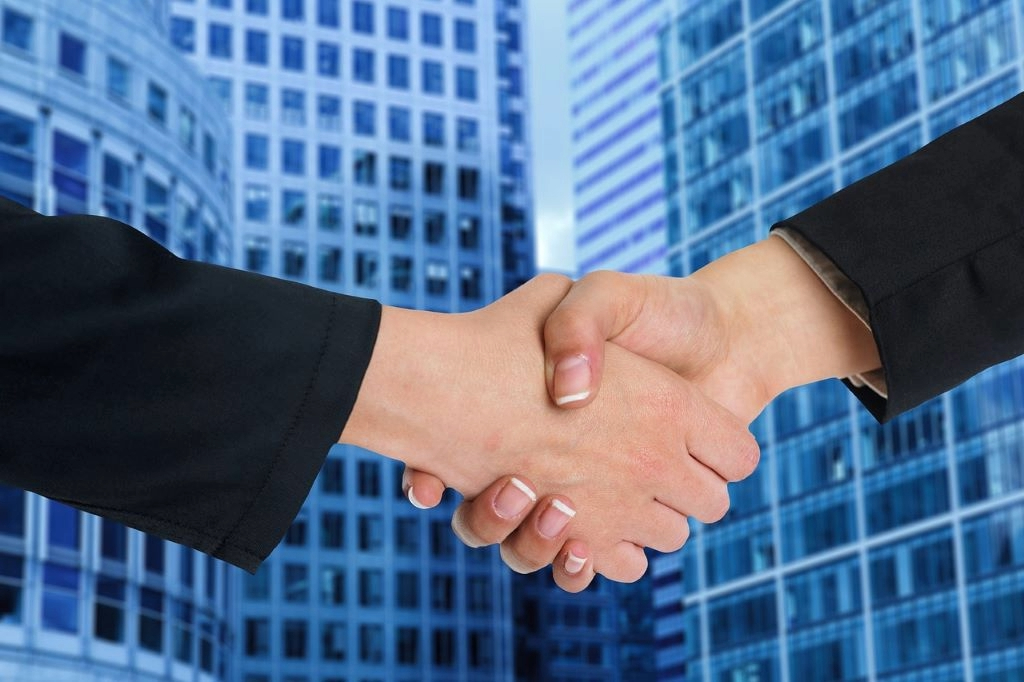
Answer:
[526,0,575,274]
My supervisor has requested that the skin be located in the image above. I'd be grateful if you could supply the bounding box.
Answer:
[339,274,759,583]
[403,236,882,591]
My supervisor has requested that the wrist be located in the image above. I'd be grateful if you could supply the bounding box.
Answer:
[693,236,880,400]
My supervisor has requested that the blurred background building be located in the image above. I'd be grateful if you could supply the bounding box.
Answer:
[0,0,235,680]
[655,0,1024,680]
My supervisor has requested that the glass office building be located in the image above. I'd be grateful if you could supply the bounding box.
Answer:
[167,1,530,679]
[656,0,1024,680]
[0,0,235,680]
[568,0,670,275]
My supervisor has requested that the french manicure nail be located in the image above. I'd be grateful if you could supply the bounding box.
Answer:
[494,477,536,519]
[538,499,576,538]
[407,486,430,510]
[564,551,587,575]
[554,355,591,406]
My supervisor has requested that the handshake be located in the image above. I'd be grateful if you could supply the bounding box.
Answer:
[340,237,881,592]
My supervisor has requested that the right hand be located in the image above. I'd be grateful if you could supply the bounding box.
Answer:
[340,275,760,583]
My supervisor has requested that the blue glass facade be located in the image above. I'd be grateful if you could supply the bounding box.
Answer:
[658,1,1024,680]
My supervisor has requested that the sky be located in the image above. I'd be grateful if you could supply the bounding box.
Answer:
[526,0,576,274]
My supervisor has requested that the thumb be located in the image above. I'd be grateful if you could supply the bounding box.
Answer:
[543,272,649,409]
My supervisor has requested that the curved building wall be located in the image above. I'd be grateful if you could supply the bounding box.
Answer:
[0,0,235,680]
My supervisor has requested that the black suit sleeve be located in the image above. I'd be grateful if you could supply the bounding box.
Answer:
[0,199,381,572]
[773,93,1024,423]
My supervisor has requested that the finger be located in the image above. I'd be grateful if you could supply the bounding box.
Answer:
[543,272,650,409]
[498,495,578,574]
[451,476,538,549]
[594,541,648,583]
[552,539,597,593]
[653,452,733,524]
[402,467,446,509]
[685,391,761,482]
[634,503,691,554]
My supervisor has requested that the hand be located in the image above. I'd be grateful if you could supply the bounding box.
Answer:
[341,275,759,583]
[405,238,880,588]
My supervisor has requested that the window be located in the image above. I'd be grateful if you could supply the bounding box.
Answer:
[243,567,269,604]
[458,168,479,201]
[282,0,304,21]
[210,0,232,7]
[247,0,268,14]
[318,94,341,130]
[457,117,479,153]
[209,23,232,58]
[388,54,410,89]
[354,199,378,236]
[282,139,306,175]
[320,511,344,548]
[170,17,195,53]
[427,261,449,296]
[433,629,456,668]
[145,535,165,574]
[391,255,413,291]
[422,60,444,94]
[319,246,342,282]
[138,587,163,652]
[284,564,308,602]
[421,13,442,46]
[246,29,268,65]
[390,208,412,240]
[359,515,383,551]
[59,32,86,76]
[282,241,307,278]
[282,88,306,125]
[319,144,340,180]
[245,82,269,120]
[2,9,33,52]
[397,627,419,664]
[48,501,79,550]
[461,266,481,299]
[283,620,307,658]
[456,67,477,101]
[360,624,384,663]
[424,113,445,147]
[282,36,304,71]
[356,251,379,288]
[353,48,375,83]
[284,517,307,546]
[52,130,89,212]
[244,236,270,273]
[389,106,411,141]
[353,150,376,185]
[100,519,128,561]
[397,571,419,608]
[321,457,344,493]
[317,42,339,77]
[101,154,132,223]
[455,19,476,52]
[354,101,376,136]
[208,76,231,109]
[425,211,446,244]
[107,57,130,102]
[432,576,453,611]
[94,577,126,642]
[147,82,168,126]
[42,563,79,633]
[245,618,269,657]
[353,1,374,34]
[318,193,341,230]
[0,487,25,538]
[390,156,411,190]
[179,550,194,588]
[282,189,306,225]
[321,566,344,604]
[318,0,340,27]
[424,162,445,195]
[467,575,490,613]
[180,106,196,151]
[322,622,346,660]
[459,215,480,249]
[387,6,409,40]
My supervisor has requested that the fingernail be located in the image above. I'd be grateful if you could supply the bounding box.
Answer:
[564,550,587,575]
[554,355,591,406]
[407,486,430,510]
[494,477,536,519]
[538,499,576,538]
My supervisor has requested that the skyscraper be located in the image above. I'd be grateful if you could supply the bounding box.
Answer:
[657,1,1024,680]
[568,0,670,276]
[0,0,235,679]
[167,0,530,678]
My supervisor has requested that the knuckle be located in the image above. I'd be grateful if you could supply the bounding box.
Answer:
[534,272,572,290]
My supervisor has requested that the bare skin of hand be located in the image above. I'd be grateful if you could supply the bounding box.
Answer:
[403,237,881,590]
[339,275,759,583]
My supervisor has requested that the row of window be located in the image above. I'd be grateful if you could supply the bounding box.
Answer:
[172,10,478,54]
[0,11,220,179]
[242,617,492,668]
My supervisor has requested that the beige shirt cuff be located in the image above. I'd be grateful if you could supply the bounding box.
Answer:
[770,228,888,399]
